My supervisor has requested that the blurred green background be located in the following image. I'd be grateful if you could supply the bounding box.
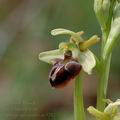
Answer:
[0,0,119,120]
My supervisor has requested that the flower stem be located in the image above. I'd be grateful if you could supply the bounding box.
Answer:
[74,74,85,120]
[96,54,111,111]
[96,0,116,111]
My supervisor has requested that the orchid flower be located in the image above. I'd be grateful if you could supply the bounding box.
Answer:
[39,28,99,87]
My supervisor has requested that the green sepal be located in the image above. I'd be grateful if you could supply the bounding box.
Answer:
[51,28,83,44]
[104,99,120,114]
[87,106,109,120]
[51,28,75,36]
[88,99,120,120]
[39,49,63,64]
[66,48,96,74]
[78,50,96,74]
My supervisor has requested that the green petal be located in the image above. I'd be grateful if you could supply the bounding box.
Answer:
[79,50,96,74]
[39,49,63,64]
[51,28,75,36]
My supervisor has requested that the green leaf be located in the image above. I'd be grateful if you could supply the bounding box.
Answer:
[39,49,63,64]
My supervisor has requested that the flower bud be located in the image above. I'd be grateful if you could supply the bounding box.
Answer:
[103,3,120,59]
[102,0,110,21]
[94,0,106,30]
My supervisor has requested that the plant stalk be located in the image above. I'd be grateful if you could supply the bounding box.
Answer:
[74,74,85,120]
[96,0,116,111]
[96,54,111,111]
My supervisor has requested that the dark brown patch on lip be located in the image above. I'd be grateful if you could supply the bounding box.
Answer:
[49,50,82,88]
[49,60,82,88]
[49,65,71,88]
[51,58,63,65]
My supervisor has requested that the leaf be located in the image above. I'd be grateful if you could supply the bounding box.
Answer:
[51,28,75,36]
[39,49,64,64]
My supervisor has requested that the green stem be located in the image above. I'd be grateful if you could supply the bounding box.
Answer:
[97,54,111,111]
[96,0,116,111]
[74,74,85,120]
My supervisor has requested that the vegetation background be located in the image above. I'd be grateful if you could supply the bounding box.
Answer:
[0,0,119,120]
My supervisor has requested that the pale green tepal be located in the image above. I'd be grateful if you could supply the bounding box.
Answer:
[87,99,120,120]
[39,28,99,74]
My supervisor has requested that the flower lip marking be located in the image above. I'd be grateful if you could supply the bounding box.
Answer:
[49,50,82,88]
